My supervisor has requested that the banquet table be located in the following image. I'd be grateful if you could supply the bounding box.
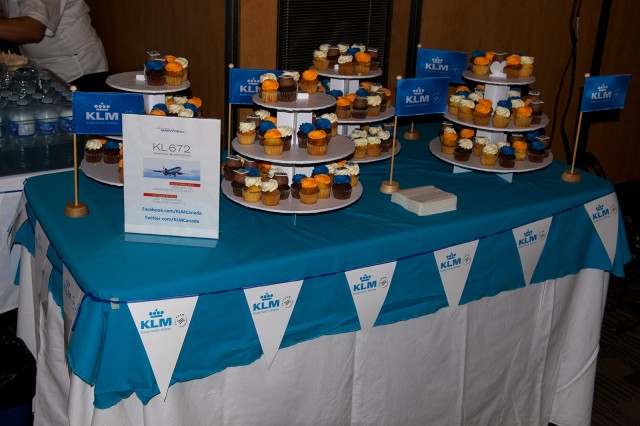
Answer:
[10,123,630,426]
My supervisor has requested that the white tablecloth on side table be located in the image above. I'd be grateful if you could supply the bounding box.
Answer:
[17,247,608,426]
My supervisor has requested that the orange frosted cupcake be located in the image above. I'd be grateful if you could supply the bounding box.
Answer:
[514,106,533,127]
[472,56,490,75]
[263,129,284,156]
[261,79,279,103]
[314,174,332,199]
[512,141,528,161]
[459,128,475,139]
[441,132,458,155]
[164,61,184,86]
[299,177,320,204]
[473,103,492,126]
[335,97,351,119]
[307,130,328,156]
[300,69,319,94]
[354,51,371,76]
[504,55,522,78]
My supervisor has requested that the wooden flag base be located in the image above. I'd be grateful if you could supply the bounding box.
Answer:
[561,170,582,183]
[403,129,420,140]
[64,201,89,218]
[380,180,400,194]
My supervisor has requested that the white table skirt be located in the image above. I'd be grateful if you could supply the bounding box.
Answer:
[17,248,608,426]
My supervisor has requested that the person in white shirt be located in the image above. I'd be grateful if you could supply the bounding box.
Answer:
[0,0,108,91]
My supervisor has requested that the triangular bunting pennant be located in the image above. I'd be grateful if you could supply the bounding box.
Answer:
[512,217,553,285]
[34,221,51,296]
[62,266,86,347]
[344,261,397,343]
[584,193,620,265]
[128,295,199,400]
[434,240,479,314]
[244,280,303,368]
[8,193,27,245]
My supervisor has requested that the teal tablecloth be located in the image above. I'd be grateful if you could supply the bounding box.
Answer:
[14,123,630,408]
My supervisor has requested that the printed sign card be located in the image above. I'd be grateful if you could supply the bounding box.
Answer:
[243,280,303,368]
[584,193,620,265]
[434,240,479,314]
[344,262,397,343]
[512,217,553,285]
[62,266,85,347]
[128,296,199,400]
[122,114,221,239]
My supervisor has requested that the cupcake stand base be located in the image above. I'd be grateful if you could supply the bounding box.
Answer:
[428,138,552,183]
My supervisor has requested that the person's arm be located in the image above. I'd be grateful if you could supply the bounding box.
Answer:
[0,16,46,44]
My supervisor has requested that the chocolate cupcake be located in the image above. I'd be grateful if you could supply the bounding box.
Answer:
[352,96,368,119]
[277,72,298,102]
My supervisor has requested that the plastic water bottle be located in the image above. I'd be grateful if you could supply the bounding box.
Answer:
[58,102,73,134]
[9,99,36,145]
[35,97,59,144]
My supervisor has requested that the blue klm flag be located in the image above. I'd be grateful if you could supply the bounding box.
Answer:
[73,92,144,135]
[580,74,631,112]
[229,68,282,105]
[415,48,468,84]
[395,77,449,117]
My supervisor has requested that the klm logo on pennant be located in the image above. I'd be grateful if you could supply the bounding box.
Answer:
[592,203,616,223]
[240,77,260,94]
[440,252,468,271]
[425,57,448,72]
[253,292,280,312]
[86,102,119,121]
[353,273,378,293]
[140,308,172,331]
[518,229,546,248]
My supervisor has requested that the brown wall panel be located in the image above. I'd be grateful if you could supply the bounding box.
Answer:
[86,0,226,120]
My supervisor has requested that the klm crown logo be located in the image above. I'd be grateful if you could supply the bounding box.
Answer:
[598,84,608,92]
[87,101,118,121]
[413,87,425,95]
[353,273,377,292]
[253,292,279,311]
[149,308,164,318]
[140,308,171,330]
[432,57,444,64]
[519,229,538,246]
[441,252,462,269]
[405,86,430,104]
[247,77,260,85]
[592,203,610,221]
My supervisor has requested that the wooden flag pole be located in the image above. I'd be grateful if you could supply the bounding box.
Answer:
[403,44,421,141]
[380,76,402,194]
[561,73,589,183]
[227,63,234,157]
[64,86,89,218]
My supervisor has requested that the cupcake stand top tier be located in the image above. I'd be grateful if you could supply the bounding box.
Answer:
[106,71,190,114]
